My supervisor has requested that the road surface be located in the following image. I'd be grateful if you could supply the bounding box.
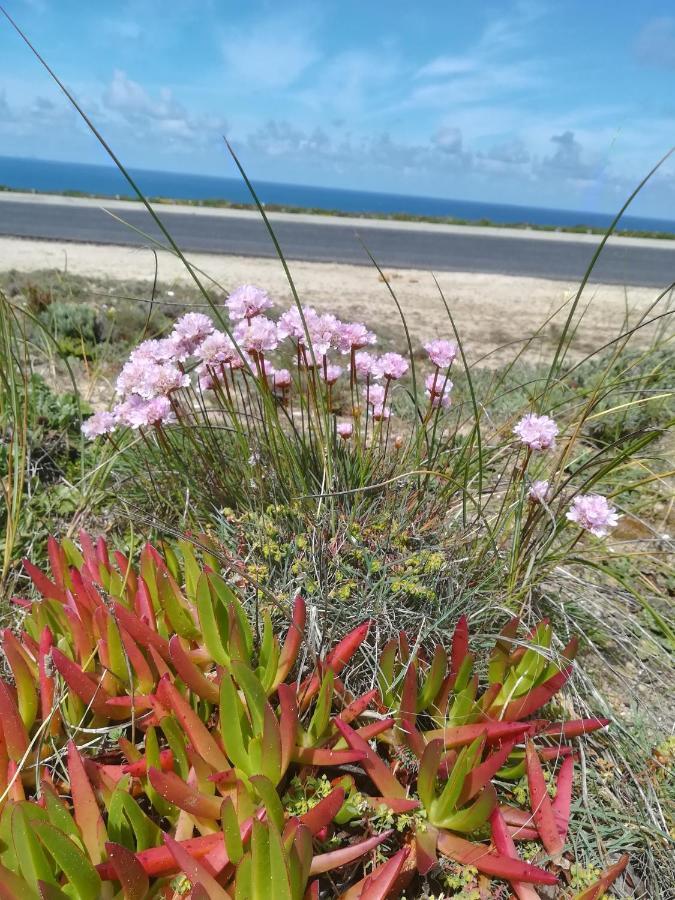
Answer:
[1,194,673,287]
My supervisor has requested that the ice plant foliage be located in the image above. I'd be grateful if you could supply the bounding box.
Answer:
[0,533,618,897]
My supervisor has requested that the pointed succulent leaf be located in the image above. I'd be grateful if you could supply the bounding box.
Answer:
[158,676,230,772]
[32,821,101,900]
[309,830,393,875]
[573,853,629,900]
[437,830,558,885]
[333,719,407,799]
[163,834,232,899]
[67,742,107,864]
[526,742,564,856]
[104,842,149,900]
[489,808,541,900]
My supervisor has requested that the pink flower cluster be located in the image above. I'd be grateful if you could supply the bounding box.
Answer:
[566,493,619,537]
[83,284,462,438]
[513,413,559,451]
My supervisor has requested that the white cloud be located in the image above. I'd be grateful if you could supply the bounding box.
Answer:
[634,17,675,69]
[221,17,318,90]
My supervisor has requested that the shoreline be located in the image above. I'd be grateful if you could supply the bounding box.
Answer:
[2,187,674,244]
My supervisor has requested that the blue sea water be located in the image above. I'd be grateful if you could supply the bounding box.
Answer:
[2,155,675,234]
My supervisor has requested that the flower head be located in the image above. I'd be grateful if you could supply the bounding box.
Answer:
[353,351,379,379]
[566,493,619,537]
[309,313,342,358]
[425,372,453,408]
[272,368,292,390]
[528,480,550,503]
[81,411,117,440]
[321,364,343,385]
[226,285,273,321]
[373,352,409,380]
[424,339,457,370]
[196,330,241,367]
[337,322,377,354]
[372,404,391,421]
[337,422,353,439]
[170,313,214,359]
[277,305,319,343]
[130,338,177,363]
[234,316,278,356]
[363,383,386,407]
[114,395,175,429]
[513,413,559,451]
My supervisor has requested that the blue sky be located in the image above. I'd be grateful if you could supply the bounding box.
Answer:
[1,0,675,215]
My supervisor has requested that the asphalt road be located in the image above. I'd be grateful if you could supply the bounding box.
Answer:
[1,198,674,287]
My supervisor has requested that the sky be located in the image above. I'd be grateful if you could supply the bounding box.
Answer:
[1,0,675,215]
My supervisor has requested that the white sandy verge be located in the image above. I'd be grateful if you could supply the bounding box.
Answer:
[0,236,667,366]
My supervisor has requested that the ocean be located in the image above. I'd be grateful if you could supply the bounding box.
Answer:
[2,155,674,234]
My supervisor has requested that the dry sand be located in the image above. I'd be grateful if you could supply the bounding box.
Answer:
[0,235,668,365]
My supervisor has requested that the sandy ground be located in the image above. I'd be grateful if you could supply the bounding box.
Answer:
[0,235,669,366]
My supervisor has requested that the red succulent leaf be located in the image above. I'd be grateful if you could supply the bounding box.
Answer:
[157,676,230,772]
[292,746,366,766]
[67,741,107,864]
[275,594,306,687]
[148,767,222,819]
[350,846,411,900]
[113,602,170,661]
[22,558,66,602]
[437,831,557,885]
[573,853,629,900]
[489,808,541,900]
[338,688,379,724]
[278,683,299,776]
[537,718,610,739]
[300,621,372,708]
[450,615,469,677]
[499,667,573,722]
[0,680,29,760]
[526,742,564,856]
[51,648,120,719]
[163,834,231,899]
[298,786,346,834]
[457,737,520,806]
[310,829,393,875]
[415,823,439,875]
[122,748,174,777]
[551,755,574,842]
[97,834,224,880]
[104,842,149,900]
[424,721,533,748]
[169,635,219,703]
[333,718,407,800]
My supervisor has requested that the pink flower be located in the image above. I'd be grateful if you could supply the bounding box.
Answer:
[321,364,343,385]
[372,404,391,421]
[196,330,238,366]
[424,339,457,370]
[142,362,190,398]
[354,352,379,379]
[130,338,176,363]
[234,316,278,355]
[116,357,189,400]
[309,313,342,358]
[170,313,214,359]
[363,383,386,407]
[373,352,409,380]
[513,413,559,451]
[226,284,273,321]
[566,493,619,537]
[528,480,550,502]
[277,305,319,343]
[81,411,116,439]
[337,322,377,354]
[114,395,175,429]
[272,368,292,390]
[337,422,353,439]
[425,372,453,408]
